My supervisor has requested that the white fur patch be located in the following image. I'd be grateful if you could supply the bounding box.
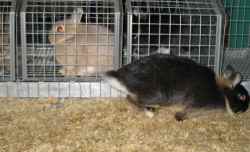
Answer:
[156,47,170,54]
[105,76,130,94]
[232,73,241,88]
[144,109,155,118]
[86,66,96,74]
[224,96,235,117]
[78,66,96,76]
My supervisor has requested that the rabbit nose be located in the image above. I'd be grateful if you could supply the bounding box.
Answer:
[239,95,247,101]
[56,26,64,32]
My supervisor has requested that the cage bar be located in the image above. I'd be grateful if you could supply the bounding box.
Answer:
[126,0,225,73]
[20,0,121,81]
[0,0,16,81]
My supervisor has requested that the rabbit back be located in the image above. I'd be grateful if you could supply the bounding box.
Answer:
[106,54,225,107]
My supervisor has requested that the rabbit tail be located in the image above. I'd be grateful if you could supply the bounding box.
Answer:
[104,70,131,95]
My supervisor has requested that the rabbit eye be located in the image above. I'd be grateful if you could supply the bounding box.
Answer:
[56,26,64,33]
[238,94,247,102]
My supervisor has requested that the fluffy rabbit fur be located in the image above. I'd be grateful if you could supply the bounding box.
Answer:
[105,54,249,121]
[48,8,114,76]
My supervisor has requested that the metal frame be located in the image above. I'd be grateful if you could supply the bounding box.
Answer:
[0,81,124,97]
[2,0,248,97]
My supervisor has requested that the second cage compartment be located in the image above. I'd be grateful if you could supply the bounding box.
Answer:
[222,0,250,81]
[20,0,121,81]
[126,0,225,73]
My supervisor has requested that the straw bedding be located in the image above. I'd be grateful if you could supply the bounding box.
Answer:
[0,97,250,152]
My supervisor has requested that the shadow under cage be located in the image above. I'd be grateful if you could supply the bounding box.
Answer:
[125,0,225,74]
[20,0,121,81]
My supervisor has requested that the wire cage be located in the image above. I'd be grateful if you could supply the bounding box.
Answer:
[223,0,250,81]
[125,0,225,73]
[0,0,15,81]
[20,0,121,81]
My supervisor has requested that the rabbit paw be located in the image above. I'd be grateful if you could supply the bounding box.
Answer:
[78,66,97,76]
[175,112,187,121]
[59,68,66,76]
[144,108,155,118]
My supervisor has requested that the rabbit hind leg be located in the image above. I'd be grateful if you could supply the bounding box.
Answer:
[126,94,160,118]
[174,104,216,121]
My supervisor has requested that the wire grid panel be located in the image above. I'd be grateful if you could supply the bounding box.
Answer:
[126,0,224,73]
[20,0,121,81]
[0,0,15,81]
[223,48,250,81]
[223,0,250,80]
[223,0,250,48]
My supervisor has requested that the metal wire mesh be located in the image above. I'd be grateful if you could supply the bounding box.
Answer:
[0,0,15,81]
[223,48,250,80]
[223,0,250,80]
[224,0,250,48]
[126,0,224,73]
[20,0,121,81]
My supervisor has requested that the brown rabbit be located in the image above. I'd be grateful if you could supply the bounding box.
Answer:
[48,8,114,77]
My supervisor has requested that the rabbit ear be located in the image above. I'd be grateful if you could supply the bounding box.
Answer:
[222,65,242,88]
[223,65,235,79]
[156,47,170,54]
[71,7,83,23]
[231,72,242,88]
